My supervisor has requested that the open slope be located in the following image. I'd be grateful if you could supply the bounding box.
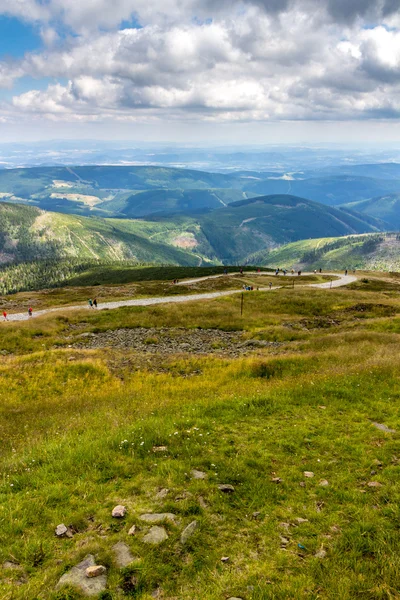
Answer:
[342,194,400,228]
[0,202,199,267]
[247,232,400,271]
[195,195,384,262]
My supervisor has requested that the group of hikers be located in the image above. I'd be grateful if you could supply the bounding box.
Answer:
[88,298,98,309]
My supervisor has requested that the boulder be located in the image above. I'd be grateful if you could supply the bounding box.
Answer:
[112,505,127,518]
[143,526,168,545]
[112,542,137,568]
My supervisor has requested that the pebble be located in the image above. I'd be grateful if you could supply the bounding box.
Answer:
[128,525,137,536]
[55,523,73,538]
[319,479,329,487]
[221,556,230,563]
[2,561,21,570]
[181,520,198,545]
[280,536,290,546]
[112,505,127,518]
[218,484,235,493]
[153,446,168,453]
[143,526,168,545]
[271,477,282,483]
[304,471,314,478]
[86,565,106,578]
[294,518,308,524]
[315,549,327,559]
[367,481,382,488]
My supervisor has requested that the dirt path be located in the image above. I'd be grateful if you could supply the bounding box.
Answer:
[4,272,356,322]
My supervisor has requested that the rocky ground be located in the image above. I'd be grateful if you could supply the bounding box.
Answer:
[72,327,282,357]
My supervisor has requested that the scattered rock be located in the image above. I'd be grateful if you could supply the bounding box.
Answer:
[221,556,230,563]
[113,542,136,568]
[304,471,314,478]
[175,491,193,501]
[112,505,127,518]
[55,523,73,538]
[315,548,327,559]
[280,522,290,530]
[218,484,235,493]
[56,554,107,596]
[299,481,306,487]
[143,526,168,545]
[139,513,176,524]
[227,597,243,600]
[2,561,21,570]
[181,520,198,545]
[280,536,290,546]
[153,446,168,453]
[319,479,329,487]
[318,406,326,410]
[271,477,282,484]
[151,588,163,598]
[86,565,106,578]
[330,525,341,533]
[367,481,382,488]
[252,511,262,519]
[155,488,169,500]
[294,518,308,525]
[128,525,137,536]
[372,422,396,434]
[198,496,208,509]
[373,459,383,467]
[191,469,207,480]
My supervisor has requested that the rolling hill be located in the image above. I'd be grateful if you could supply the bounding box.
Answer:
[194,195,384,262]
[342,194,400,228]
[246,232,400,272]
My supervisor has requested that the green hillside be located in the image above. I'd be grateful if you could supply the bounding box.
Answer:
[195,195,383,262]
[0,203,199,267]
[342,194,400,228]
[246,233,400,271]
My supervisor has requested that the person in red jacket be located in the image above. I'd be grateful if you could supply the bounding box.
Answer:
[28,307,33,317]
[3,311,8,321]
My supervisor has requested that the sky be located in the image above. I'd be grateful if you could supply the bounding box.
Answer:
[0,0,400,144]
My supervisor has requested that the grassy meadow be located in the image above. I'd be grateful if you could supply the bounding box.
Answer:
[1,273,400,599]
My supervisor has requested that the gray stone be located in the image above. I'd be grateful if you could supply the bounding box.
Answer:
[319,479,329,487]
[153,446,168,453]
[294,517,308,524]
[2,561,21,570]
[112,542,136,568]
[181,520,198,545]
[143,526,168,545]
[128,525,137,536]
[139,513,176,524]
[112,505,127,518]
[221,556,230,563]
[372,422,396,433]
[191,469,207,480]
[86,565,106,578]
[315,548,327,559]
[56,554,107,596]
[155,488,169,500]
[271,477,282,483]
[304,471,314,478]
[218,484,235,493]
[280,536,290,546]
[367,481,382,488]
[55,524,68,537]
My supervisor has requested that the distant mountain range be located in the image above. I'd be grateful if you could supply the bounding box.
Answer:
[0,164,399,218]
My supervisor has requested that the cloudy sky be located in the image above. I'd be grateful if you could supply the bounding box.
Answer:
[0,0,400,143]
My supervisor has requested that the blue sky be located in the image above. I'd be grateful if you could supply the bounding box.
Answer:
[0,0,399,143]
[0,16,42,58]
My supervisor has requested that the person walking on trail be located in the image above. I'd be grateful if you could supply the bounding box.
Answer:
[28,307,33,317]
[88,299,93,309]
[2,311,8,321]
[269,282,272,289]
[93,298,98,308]
[345,269,348,276]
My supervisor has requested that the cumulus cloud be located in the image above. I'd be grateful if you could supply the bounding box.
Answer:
[1,0,400,125]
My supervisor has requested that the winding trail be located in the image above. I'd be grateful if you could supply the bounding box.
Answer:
[4,272,357,322]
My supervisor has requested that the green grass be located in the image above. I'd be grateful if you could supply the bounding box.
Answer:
[1,275,400,598]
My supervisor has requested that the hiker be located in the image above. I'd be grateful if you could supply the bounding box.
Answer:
[240,267,243,275]
[2,311,7,321]
[345,269,348,276]
[275,269,279,276]
[319,268,322,273]
[269,282,272,289]
[88,299,93,308]
[291,269,294,275]
[93,298,98,308]
[298,270,301,276]
[283,269,287,275]
[28,307,33,317]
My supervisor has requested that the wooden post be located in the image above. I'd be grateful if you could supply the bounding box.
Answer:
[241,293,244,316]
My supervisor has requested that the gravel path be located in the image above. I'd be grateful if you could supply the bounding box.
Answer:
[4,272,356,322]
